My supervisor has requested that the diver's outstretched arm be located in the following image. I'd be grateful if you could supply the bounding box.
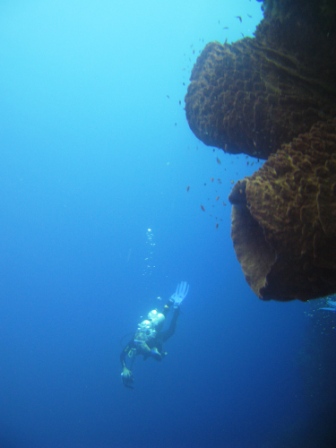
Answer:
[161,306,180,342]
[120,343,135,388]
[120,342,132,368]
[161,282,189,342]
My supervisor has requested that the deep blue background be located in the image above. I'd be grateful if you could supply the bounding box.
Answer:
[0,1,333,447]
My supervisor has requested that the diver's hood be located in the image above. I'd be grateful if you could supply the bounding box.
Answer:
[138,319,152,331]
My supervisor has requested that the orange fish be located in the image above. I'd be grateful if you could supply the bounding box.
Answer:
[186,186,190,192]
[200,205,205,212]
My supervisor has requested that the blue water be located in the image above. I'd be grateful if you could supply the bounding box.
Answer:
[0,1,335,447]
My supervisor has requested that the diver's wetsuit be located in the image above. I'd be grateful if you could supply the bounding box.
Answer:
[120,299,180,368]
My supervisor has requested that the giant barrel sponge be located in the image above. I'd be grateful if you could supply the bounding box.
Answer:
[229,119,336,301]
[185,0,336,300]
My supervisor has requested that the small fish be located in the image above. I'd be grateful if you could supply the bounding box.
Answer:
[186,186,190,192]
[216,223,219,229]
[236,16,242,23]
[230,180,235,184]
[216,157,221,164]
[200,205,205,212]
[210,177,214,182]
[223,202,227,206]
[179,100,181,105]
[223,26,229,30]
[216,196,220,201]
[166,95,170,99]
[247,14,252,18]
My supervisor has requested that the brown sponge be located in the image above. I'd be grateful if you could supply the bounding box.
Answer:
[229,119,336,301]
[185,0,336,300]
[185,39,335,160]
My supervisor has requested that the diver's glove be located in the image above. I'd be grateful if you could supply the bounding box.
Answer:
[170,281,189,308]
[150,347,163,361]
[121,367,134,389]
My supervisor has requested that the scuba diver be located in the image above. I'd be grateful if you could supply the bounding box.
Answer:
[120,281,189,389]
